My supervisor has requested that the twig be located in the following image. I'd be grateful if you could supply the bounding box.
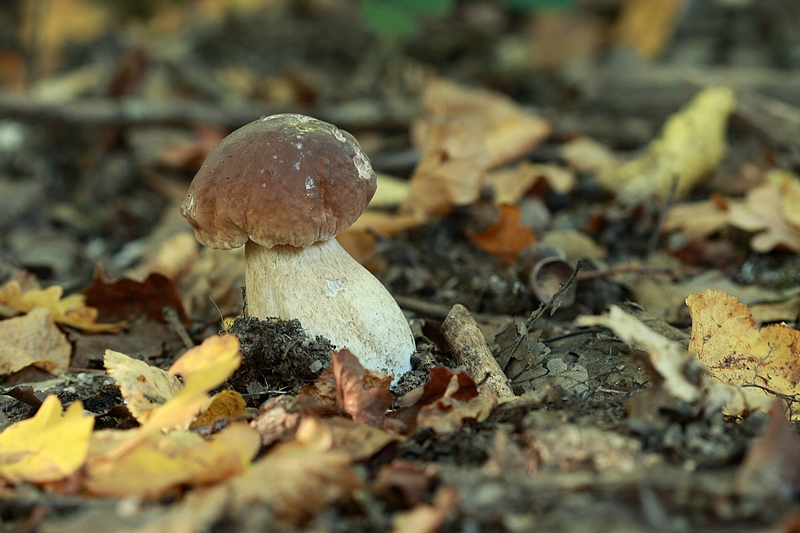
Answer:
[163,306,194,349]
[441,304,515,398]
[575,265,675,281]
[646,174,678,258]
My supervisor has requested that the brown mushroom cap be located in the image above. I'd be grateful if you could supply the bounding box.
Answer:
[181,114,377,249]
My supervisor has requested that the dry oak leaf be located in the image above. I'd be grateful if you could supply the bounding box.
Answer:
[417,391,497,435]
[104,335,242,459]
[598,86,735,204]
[687,290,800,404]
[0,307,70,376]
[0,279,124,332]
[727,178,800,254]
[468,204,537,263]
[230,417,361,526]
[0,395,93,483]
[85,423,259,499]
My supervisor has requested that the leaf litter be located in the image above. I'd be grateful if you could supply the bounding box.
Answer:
[2,5,800,530]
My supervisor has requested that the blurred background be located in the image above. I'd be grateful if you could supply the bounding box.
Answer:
[0,0,798,315]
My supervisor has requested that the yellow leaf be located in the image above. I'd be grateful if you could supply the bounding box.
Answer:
[104,350,183,423]
[86,423,259,498]
[687,290,800,413]
[104,335,241,458]
[0,307,71,376]
[0,396,93,483]
[599,86,735,204]
[0,279,124,332]
[230,417,360,525]
[191,390,248,429]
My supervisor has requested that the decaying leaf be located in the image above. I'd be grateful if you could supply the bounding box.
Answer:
[191,389,248,429]
[468,204,537,263]
[230,417,360,525]
[402,119,489,220]
[727,178,800,253]
[663,196,730,241]
[333,349,393,427]
[735,400,800,513]
[598,86,735,203]
[484,161,575,205]
[85,423,259,498]
[325,416,401,461]
[391,486,459,533]
[687,290,800,409]
[402,78,551,221]
[577,306,700,402]
[414,78,551,170]
[0,279,124,332]
[104,349,183,423]
[0,395,93,483]
[0,307,71,376]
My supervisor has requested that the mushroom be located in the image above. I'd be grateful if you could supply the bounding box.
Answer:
[180,113,414,378]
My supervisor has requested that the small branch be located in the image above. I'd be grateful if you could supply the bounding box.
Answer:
[441,304,515,398]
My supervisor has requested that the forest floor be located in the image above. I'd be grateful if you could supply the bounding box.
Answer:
[2,1,800,531]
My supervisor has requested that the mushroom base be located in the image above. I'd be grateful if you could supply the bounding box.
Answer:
[245,238,414,379]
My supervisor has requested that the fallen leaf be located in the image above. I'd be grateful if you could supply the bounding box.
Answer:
[0,396,93,483]
[250,395,303,447]
[0,279,124,332]
[85,423,259,498]
[598,86,735,203]
[402,119,489,220]
[560,137,620,174]
[85,269,191,328]
[687,290,800,411]
[468,204,537,263]
[727,179,800,253]
[230,417,360,526]
[615,0,688,58]
[735,400,800,512]
[417,391,497,434]
[415,78,551,169]
[104,349,182,423]
[104,335,241,458]
[576,306,701,402]
[333,349,393,427]
[0,307,71,376]
[663,196,730,241]
[391,486,459,533]
[190,389,248,429]
[325,416,401,461]
[484,161,575,205]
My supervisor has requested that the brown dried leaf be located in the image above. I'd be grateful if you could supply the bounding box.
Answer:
[468,204,537,263]
[736,400,800,509]
[417,392,497,435]
[85,269,191,328]
[333,349,393,427]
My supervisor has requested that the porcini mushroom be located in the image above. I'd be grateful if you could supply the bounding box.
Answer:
[180,113,414,378]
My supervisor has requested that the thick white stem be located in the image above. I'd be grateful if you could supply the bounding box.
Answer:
[245,238,414,378]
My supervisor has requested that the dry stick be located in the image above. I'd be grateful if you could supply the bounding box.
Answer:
[441,304,515,398]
